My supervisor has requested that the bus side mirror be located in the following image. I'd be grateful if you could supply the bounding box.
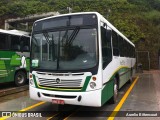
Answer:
[113,48,120,56]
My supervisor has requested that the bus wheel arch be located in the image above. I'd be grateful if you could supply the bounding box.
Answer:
[115,74,120,89]
[14,69,27,86]
[128,68,133,83]
[110,73,119,104]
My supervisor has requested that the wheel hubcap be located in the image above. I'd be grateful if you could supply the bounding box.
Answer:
[17,75,24,84]
[114,84,118,101]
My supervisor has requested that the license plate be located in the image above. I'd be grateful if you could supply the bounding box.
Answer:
[52,99,65,105]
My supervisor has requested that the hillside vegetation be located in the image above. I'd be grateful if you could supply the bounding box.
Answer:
[0,0,160,69]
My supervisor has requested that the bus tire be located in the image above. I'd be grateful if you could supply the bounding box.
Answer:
[110,78,118,104]
[128,69,133,83]
[14,71,27,86]
[128,76,133,83]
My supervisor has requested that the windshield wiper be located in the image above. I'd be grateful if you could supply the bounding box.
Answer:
[61,29,68,44]
[66,27,80,46]
[43,32,52,45]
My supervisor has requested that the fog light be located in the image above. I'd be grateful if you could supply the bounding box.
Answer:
[78,95,82,102]
[37,92,41,98]
[90,82,96,89]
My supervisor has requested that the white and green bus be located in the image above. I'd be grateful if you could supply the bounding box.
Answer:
[29,12,136,107]
[0,29,30,86]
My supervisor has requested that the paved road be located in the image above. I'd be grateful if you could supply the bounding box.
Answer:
[0,70,160,120]
[115,70,160,120]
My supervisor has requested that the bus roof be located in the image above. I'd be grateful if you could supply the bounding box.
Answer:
[34,12,135,47]
[0,29,30,37]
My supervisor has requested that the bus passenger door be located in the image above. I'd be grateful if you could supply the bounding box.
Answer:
[101,25,112,70]
[0,33,8,83]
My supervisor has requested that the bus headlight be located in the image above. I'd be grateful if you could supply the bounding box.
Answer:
[90,82,96,89]
[29,74,35,87]
[29,79,34,86]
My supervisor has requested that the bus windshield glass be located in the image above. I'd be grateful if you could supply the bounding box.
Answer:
[32,26,99,71]
[31,14,98,71]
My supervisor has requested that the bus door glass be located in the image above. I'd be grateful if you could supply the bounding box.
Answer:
[101,23,112,69]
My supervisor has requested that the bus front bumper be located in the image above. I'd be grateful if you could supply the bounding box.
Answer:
[29,86,102,107]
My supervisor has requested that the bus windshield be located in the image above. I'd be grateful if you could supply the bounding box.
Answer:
[31,27,97,71]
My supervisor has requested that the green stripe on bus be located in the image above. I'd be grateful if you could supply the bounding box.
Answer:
[81,76,91,92]
[101,79,114,105]
[33,74,38,88]
[10,54,21,66]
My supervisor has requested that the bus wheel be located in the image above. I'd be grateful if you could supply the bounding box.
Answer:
[128,70,133,83]
[128,76,133,83]
[110,78,118,104]
[15,71,26,86]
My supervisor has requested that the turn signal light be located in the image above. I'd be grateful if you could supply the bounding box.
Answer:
[92,76,97,81]
[29,74,32,79]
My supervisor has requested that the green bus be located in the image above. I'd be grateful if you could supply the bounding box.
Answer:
[0,29,30,86]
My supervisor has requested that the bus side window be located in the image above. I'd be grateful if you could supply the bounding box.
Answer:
[10,35,21,51]
[101,26,112,69]
[0,33,8,50]
[21,36,30,52]
[112,31,119,56]
[119,36,124,57]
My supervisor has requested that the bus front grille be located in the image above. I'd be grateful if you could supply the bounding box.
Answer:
[36,72,84,76]
[38,78,82,88]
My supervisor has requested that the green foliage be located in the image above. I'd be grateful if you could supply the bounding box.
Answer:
[111,18,145,43]
[0,0,158,43]
[0,0,159,49]
[144,10,160,25]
